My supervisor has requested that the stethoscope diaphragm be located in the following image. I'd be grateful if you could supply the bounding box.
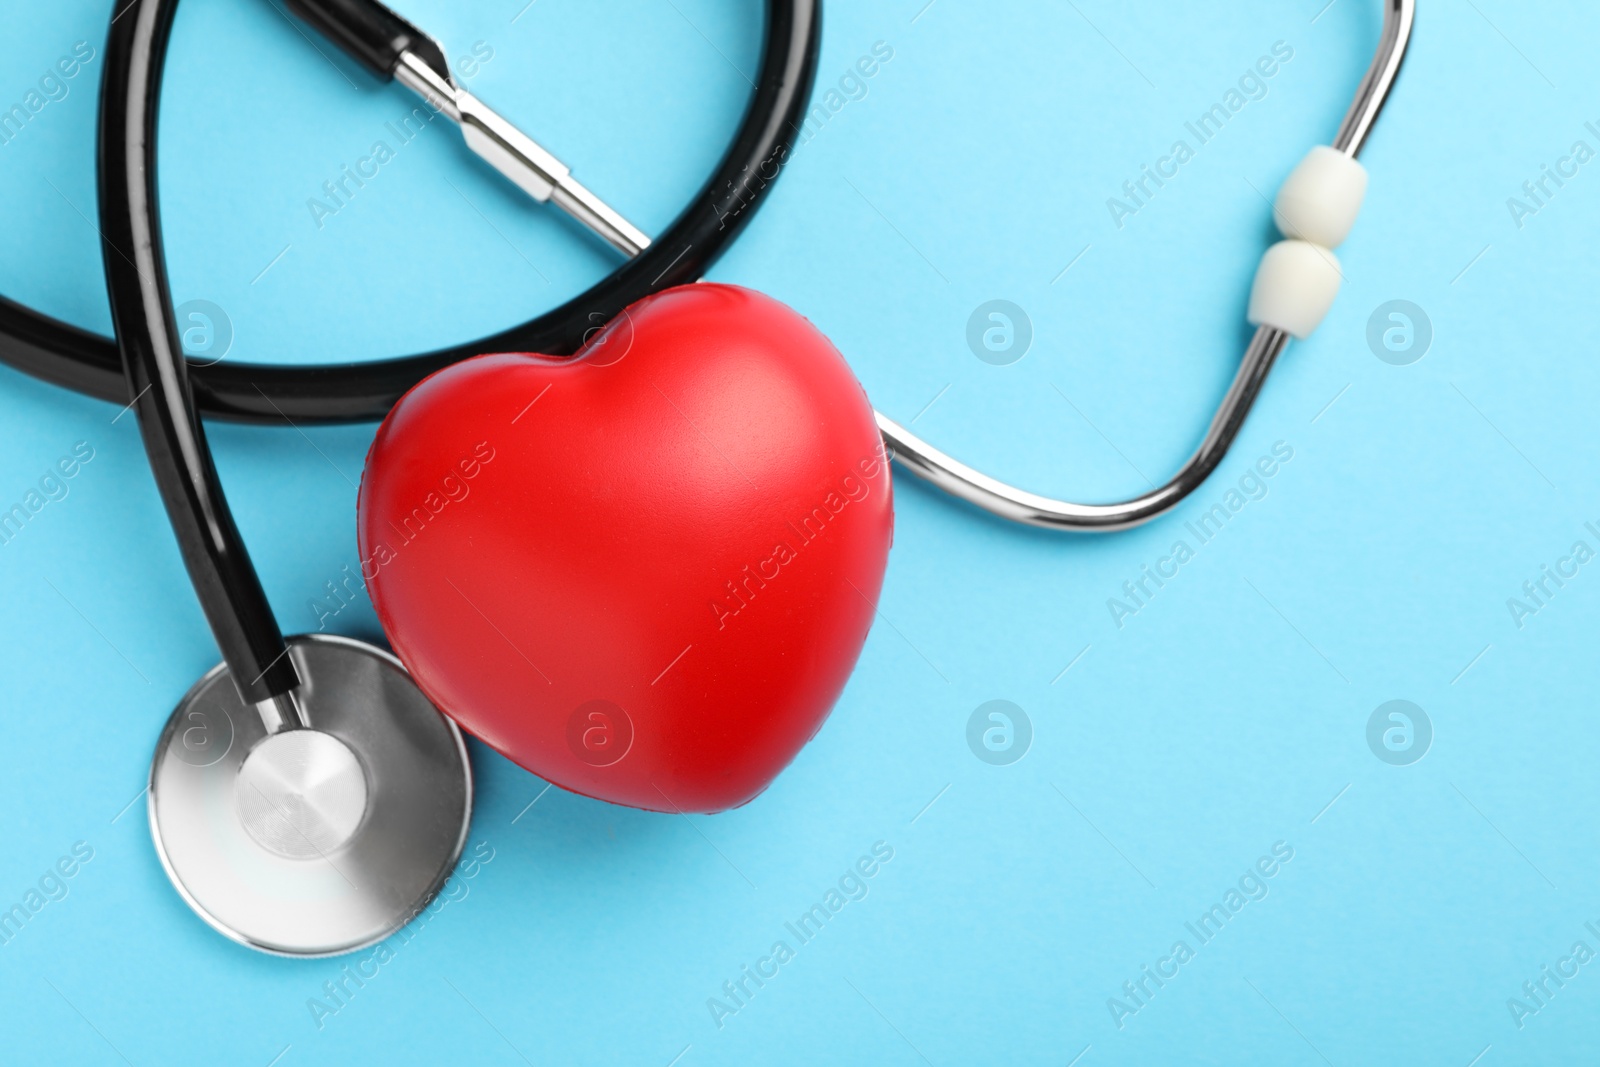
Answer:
[149,635,471,957]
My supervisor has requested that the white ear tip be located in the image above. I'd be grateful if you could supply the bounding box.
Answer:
[1273,145,1368,249]
[1248,240,1343,340]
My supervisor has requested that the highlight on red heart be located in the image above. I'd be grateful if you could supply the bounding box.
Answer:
[358,284,894,813]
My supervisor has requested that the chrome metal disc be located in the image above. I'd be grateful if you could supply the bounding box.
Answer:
[149,634,472,957]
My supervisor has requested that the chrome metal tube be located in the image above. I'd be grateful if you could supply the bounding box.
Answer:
[878,328,1289,532]
[551,179,653,259]
[879,0,1414,532]
[1334,0,1416,158]
[394,48,650,257]
[254,689,310,733]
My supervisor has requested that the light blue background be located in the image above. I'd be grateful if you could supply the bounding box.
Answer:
[2,0,1596,1063]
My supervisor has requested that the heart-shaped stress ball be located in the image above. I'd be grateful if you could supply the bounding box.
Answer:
[357,284,893,813]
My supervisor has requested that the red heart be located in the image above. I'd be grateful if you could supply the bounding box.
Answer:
[357,284,894,813]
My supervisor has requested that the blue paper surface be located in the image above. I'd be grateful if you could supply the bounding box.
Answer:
[2,1,1597,1063]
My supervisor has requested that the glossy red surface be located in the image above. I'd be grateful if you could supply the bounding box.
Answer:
[357,284,894,813]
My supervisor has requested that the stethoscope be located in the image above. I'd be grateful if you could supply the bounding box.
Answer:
[0,0,1411,955]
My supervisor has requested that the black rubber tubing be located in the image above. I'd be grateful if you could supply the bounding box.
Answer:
[4,0,820,423]
[99,0,300,700]
[283,0,427,80]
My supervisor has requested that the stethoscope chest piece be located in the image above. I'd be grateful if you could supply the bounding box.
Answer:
[148,634,472,957]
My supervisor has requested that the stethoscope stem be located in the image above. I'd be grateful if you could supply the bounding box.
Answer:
[255,690,311,733]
